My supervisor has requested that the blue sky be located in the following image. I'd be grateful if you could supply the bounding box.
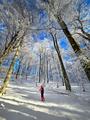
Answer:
[37,32,49,41]
[0,23,6,32]
[86,0,90,4]
[32,31,51,42]
[59,38,69,50]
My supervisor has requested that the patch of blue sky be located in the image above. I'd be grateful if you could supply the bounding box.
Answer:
[2,60,10,66]
[0,23,6,32]
[31,66,36,74]
[84,25,90,33]
[0,0,3,4]
[50,45,54,50]
[0,28,4,32]
[32,31,51,42]
[87,29,90,33]
[37,32,48,40]
[0,28,5,32]
[39,10,48,24]
[59,38,69,50]
[80,42,87,48]
[59,38,73,61]
[76,0,90,15]
[64,55,72,61]
[85,0,90,4]
[39,10,47,18]
[7,0,13,3]
[0,0,13,4]
[32,34,38,42]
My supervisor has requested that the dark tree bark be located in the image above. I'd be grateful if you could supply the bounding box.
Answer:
[55,15,81,53]
[50,32,71,91]
[49,62,53,81]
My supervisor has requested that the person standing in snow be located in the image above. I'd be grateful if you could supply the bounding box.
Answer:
[39,84,45,101]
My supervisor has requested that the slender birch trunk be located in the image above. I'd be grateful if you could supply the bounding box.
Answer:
[39,53,41,83]
[46,58,49,83]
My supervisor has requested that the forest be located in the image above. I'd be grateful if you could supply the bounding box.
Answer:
[0,0,90,120]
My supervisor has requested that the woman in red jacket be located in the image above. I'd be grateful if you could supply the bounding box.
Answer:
[40,85,45,101]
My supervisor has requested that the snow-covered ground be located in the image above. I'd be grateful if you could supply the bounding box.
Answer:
[0,81,90,120]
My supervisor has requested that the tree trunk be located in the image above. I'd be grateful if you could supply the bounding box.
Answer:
[51,32,71,91]
[39,53,42,83]
[46,57,49,83]
[49,62,53,81]
[43,53,46,83]
[57,60,64,86]
[55,15,81,53]
[51,52,59,83]
[0,46,20,96]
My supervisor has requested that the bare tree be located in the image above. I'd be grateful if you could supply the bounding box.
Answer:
[72,0,90,42]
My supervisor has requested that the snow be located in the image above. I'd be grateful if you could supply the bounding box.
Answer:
[0,81,90,120]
